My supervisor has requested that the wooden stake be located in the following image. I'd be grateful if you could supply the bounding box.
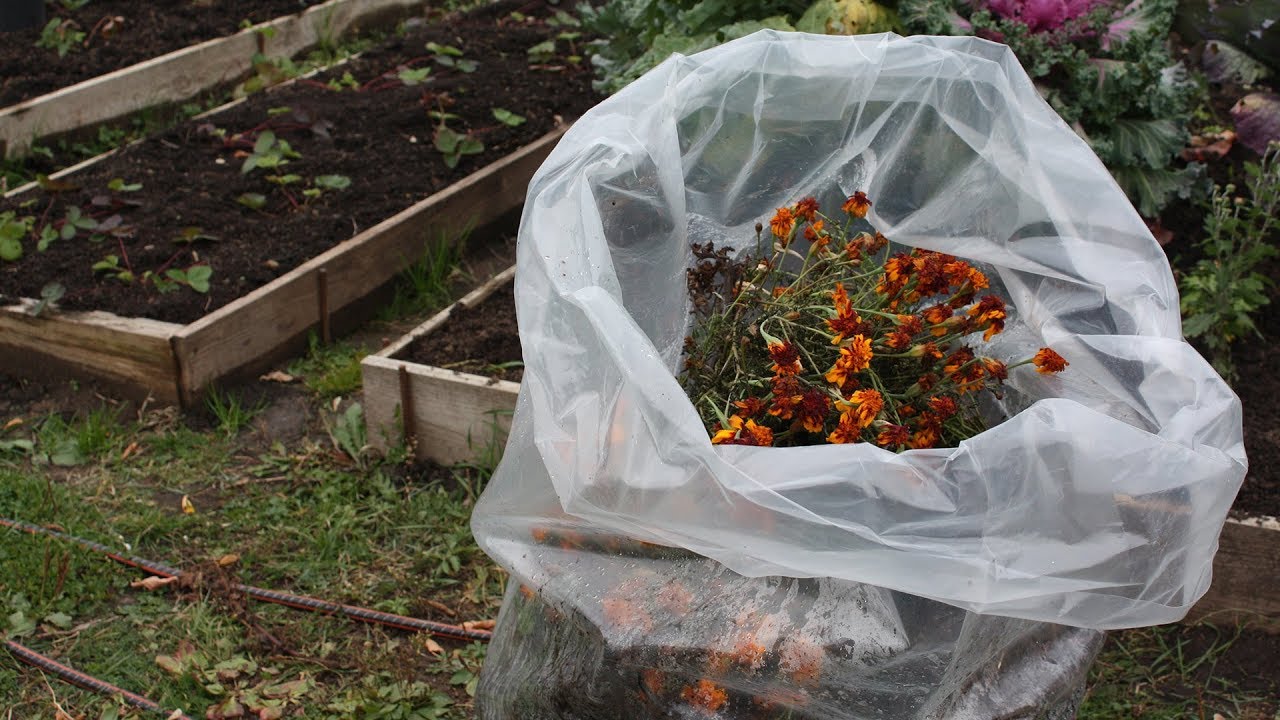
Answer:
[316,268,331,345]
[398,363,416,448]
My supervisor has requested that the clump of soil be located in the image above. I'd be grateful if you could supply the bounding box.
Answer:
[401,284,521,383]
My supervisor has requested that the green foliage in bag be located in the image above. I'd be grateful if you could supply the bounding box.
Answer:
[900,0,1203,217]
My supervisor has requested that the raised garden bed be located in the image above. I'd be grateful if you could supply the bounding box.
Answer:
[363,266,519,464]
[0,0,429,160]
[0,0,597,405]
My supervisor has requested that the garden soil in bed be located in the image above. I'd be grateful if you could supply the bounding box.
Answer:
[0,0,598,324]
[402,283,522,383]
[1,0,343,108]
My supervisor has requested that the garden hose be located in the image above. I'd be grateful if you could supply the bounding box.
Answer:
[0,517,493,642]
[3,637,194,719]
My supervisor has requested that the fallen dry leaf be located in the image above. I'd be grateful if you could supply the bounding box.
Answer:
[120,441,142,460]
[217,553,240,567]
[181,495,196,515]
[3,417,22,431]
[259,370,295,383]
[463,619,496,631]
[131,576,178,591]
[423,637,445,655]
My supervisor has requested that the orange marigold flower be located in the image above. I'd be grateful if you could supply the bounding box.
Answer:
[876,424,910,448]
[910,425,940,449]
[603,597,654,633]
[768,340,803,376]
[867,231,888,253]
[835,389,883,430]
[842,191,872,219]
[804,219,827,245]
[770,206,797,240]
[827,310,871,345]
[981,357,1008,382]
[896,314,924,336]
[927,396,958,420]
[877,253,914,297]
[884,329,913,350]
[730,636,768,671]
[681,679,729,715]
[769,375,804,420]
[711,414,745,444]
[796,388,831,434]
[916,373,939,392]
[943,348,975,378]
[779,637,824,688]
[825,335,873,386]
[923,303,953,326]
[827,412,863,444]
[739,419,774,447]
[831,283,853,315]
[967,295,1007,341]
[1033,347,1068,374]
[733,396,767,418]
[794,196,820,221]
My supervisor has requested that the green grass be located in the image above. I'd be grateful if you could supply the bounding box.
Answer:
[288,334,369,399]
[0,392,501,718]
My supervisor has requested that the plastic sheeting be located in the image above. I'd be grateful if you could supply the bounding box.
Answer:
[472,31,1246,631]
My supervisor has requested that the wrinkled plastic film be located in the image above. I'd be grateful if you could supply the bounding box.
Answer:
[473,32,1246,629]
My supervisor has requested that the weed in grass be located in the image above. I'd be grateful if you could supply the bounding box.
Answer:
[1080,622,1276,719]
[288,334,367,398]
[379,230,472,321]
[205,385,265,438]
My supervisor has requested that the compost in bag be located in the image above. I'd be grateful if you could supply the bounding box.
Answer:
[471,30,1246,719]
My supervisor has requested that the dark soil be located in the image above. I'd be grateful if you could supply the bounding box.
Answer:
[0,0,337,108]
[401,282,522,382]
[0,0,598,324]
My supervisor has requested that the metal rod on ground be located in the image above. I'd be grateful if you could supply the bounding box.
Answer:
[4,638,194,719]
[0,517,492,643]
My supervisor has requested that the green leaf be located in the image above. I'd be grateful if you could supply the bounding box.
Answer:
[492,108,526,127]
[313,174,351,190]
[185,265,213,293]
[237,193,268,210]
[456,59,478,73]
[31,282,65,317]
[266,173,303,185]
[7,611,36,637]
[37,225,58,252]
[458,136,484,155]
[1105,119,1184,169]
[434,127,461,154]
[426,41,463,57]
[0,235,22,261]
[44,611,72,629]
[398,67,432,85]
[48,437,85,466]
[92,255,121,273]
[254,130,276,156]
[107,177,142,192]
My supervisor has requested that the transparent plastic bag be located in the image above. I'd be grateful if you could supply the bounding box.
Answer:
[473,31,1245,635]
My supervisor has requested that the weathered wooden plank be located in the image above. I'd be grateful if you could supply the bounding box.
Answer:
[0,0,424,159]
[363,355,520,465]
[363,266,519,462]
[173,128,563,406]
[1188,517,1280,632]
[0,301,181,403]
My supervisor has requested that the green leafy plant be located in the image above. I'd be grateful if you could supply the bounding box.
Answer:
[491,108,526,127]
[1179,144,1280,380]
[0,211,33,261]
[36,17,86,57]
[398,66,432,85]
[901,0,1201,217]
[427,41,478,72]
[241,130,300,174]
[205,386,266,438]
[433,126,484,169]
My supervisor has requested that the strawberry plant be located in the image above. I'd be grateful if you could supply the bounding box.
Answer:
[36,17,85,57]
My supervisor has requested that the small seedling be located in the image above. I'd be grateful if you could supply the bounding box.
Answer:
[241,131,300,174]
[434,126,483,169]
[174,226,218,244]
[312,174,351,191]
[427,41,477,72]
[398,67,432,86]
[527,40,557,64]
[0,211,32,261]
[326,71,359,91]
[36,18,86,57]
[106,178,142,192]
[266,173,304,186]
[492,108,526,127]
[237,193,268,210]
[92,254,134,283]
[30,282,65,317]
[148,265,212,294]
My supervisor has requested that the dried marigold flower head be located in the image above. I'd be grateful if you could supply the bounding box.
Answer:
[968,295,1007,341]
[767,340,803,377]
[928,395,958,420]
[876,424,910,448]
[910,425,941,449]
[794,196,820,221]
[732,396,767,418]
[796,388,832,434]
[768,375,804,420]
[1033,347,1068,374]
[842,191,872,219]
[681,679,729,715]
[981,357,1008,382]
[770,206,796,240]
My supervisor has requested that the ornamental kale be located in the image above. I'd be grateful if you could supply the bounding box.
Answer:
[902,0,1202,217]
